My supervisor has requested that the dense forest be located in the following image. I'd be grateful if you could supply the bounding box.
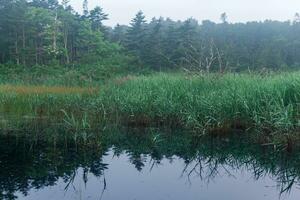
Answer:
[1,0,300,72]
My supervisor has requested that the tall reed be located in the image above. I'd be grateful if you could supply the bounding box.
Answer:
[2,72,300,134]
[98,72,300,133]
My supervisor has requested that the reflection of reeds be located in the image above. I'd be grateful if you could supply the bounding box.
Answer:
[0,127,300,198]
[0,85,98,95]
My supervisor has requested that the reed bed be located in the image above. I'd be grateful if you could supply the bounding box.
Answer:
[0,85,99,130]
[99,72,300,134]
[1,72,300,135]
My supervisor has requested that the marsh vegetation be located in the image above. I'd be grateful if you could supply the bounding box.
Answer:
[1,0,300,199]
[2,73,300,144]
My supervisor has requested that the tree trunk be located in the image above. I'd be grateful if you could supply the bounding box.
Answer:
[53,11,57,53]
[35,39,38,65]
[15,32,20,65]
[63,26,69,64]
[22,25,26,65]
[70,35,74,63]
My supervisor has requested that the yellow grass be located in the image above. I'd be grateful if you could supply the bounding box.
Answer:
[0,85,99,95]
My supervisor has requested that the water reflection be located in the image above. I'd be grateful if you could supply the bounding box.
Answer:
[1,128,300,200]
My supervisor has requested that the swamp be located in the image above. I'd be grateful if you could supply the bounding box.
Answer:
[2,0,300,199]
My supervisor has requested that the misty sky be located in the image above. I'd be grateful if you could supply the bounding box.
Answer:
[68,0,300,26]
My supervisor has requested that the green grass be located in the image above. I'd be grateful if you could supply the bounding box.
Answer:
[0,85,99,130]
[1,72,300,135]
[0,62,140,86]
[99,72,300,133]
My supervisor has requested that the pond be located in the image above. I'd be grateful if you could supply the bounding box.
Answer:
[1,127,300,200]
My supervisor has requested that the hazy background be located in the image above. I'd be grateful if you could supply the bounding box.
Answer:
[68,0,300,26]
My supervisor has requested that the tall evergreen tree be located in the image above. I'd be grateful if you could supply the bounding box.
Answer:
[220,12,228,23]
[143,17,165,70]
[82,0,89,17]
[89,6,108,35]
[111,24,128,45]
[125,11,147,62]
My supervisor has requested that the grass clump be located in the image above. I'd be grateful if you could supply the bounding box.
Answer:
[99,72,300,134]
[0,85,99,130]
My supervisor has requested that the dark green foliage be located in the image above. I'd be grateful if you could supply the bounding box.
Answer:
[0,58,135,85]
[1,1,300,72]
[0,0,131,69]
[110,15,300,71]
[125,11,147,64]
[89,6,109,34]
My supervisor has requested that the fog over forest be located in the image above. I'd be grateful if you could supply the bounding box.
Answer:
[68,0,300,26]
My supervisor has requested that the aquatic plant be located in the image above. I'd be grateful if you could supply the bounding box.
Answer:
[2,72,300,136]
[0,84,99,130]
[99,72,300,134]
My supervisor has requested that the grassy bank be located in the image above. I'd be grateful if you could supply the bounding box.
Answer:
[0,63,139,86]
[0,85,99,130]
[1,72,300,136]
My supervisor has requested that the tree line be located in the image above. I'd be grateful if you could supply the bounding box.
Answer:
[0,0,126,67]
[1,0,300,72]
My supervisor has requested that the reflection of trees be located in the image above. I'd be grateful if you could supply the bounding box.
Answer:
[181,155,300,195]
[1,130,300,199]
[178,138,300,195]
[128,153,147,172]
[108,130,300,195]
[0,136,108,200]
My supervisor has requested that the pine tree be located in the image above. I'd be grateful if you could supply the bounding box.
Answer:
[125,11,147,62]
[111,24,128,44]
[89,6,108,33]
[143,17,165,70]
[82,0,88,17]
[220,12,228,23]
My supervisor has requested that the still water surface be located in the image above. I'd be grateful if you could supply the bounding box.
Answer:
[1,129,300,200]
[17,151,300,200]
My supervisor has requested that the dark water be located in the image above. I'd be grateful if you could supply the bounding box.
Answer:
[1,128,300,200]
